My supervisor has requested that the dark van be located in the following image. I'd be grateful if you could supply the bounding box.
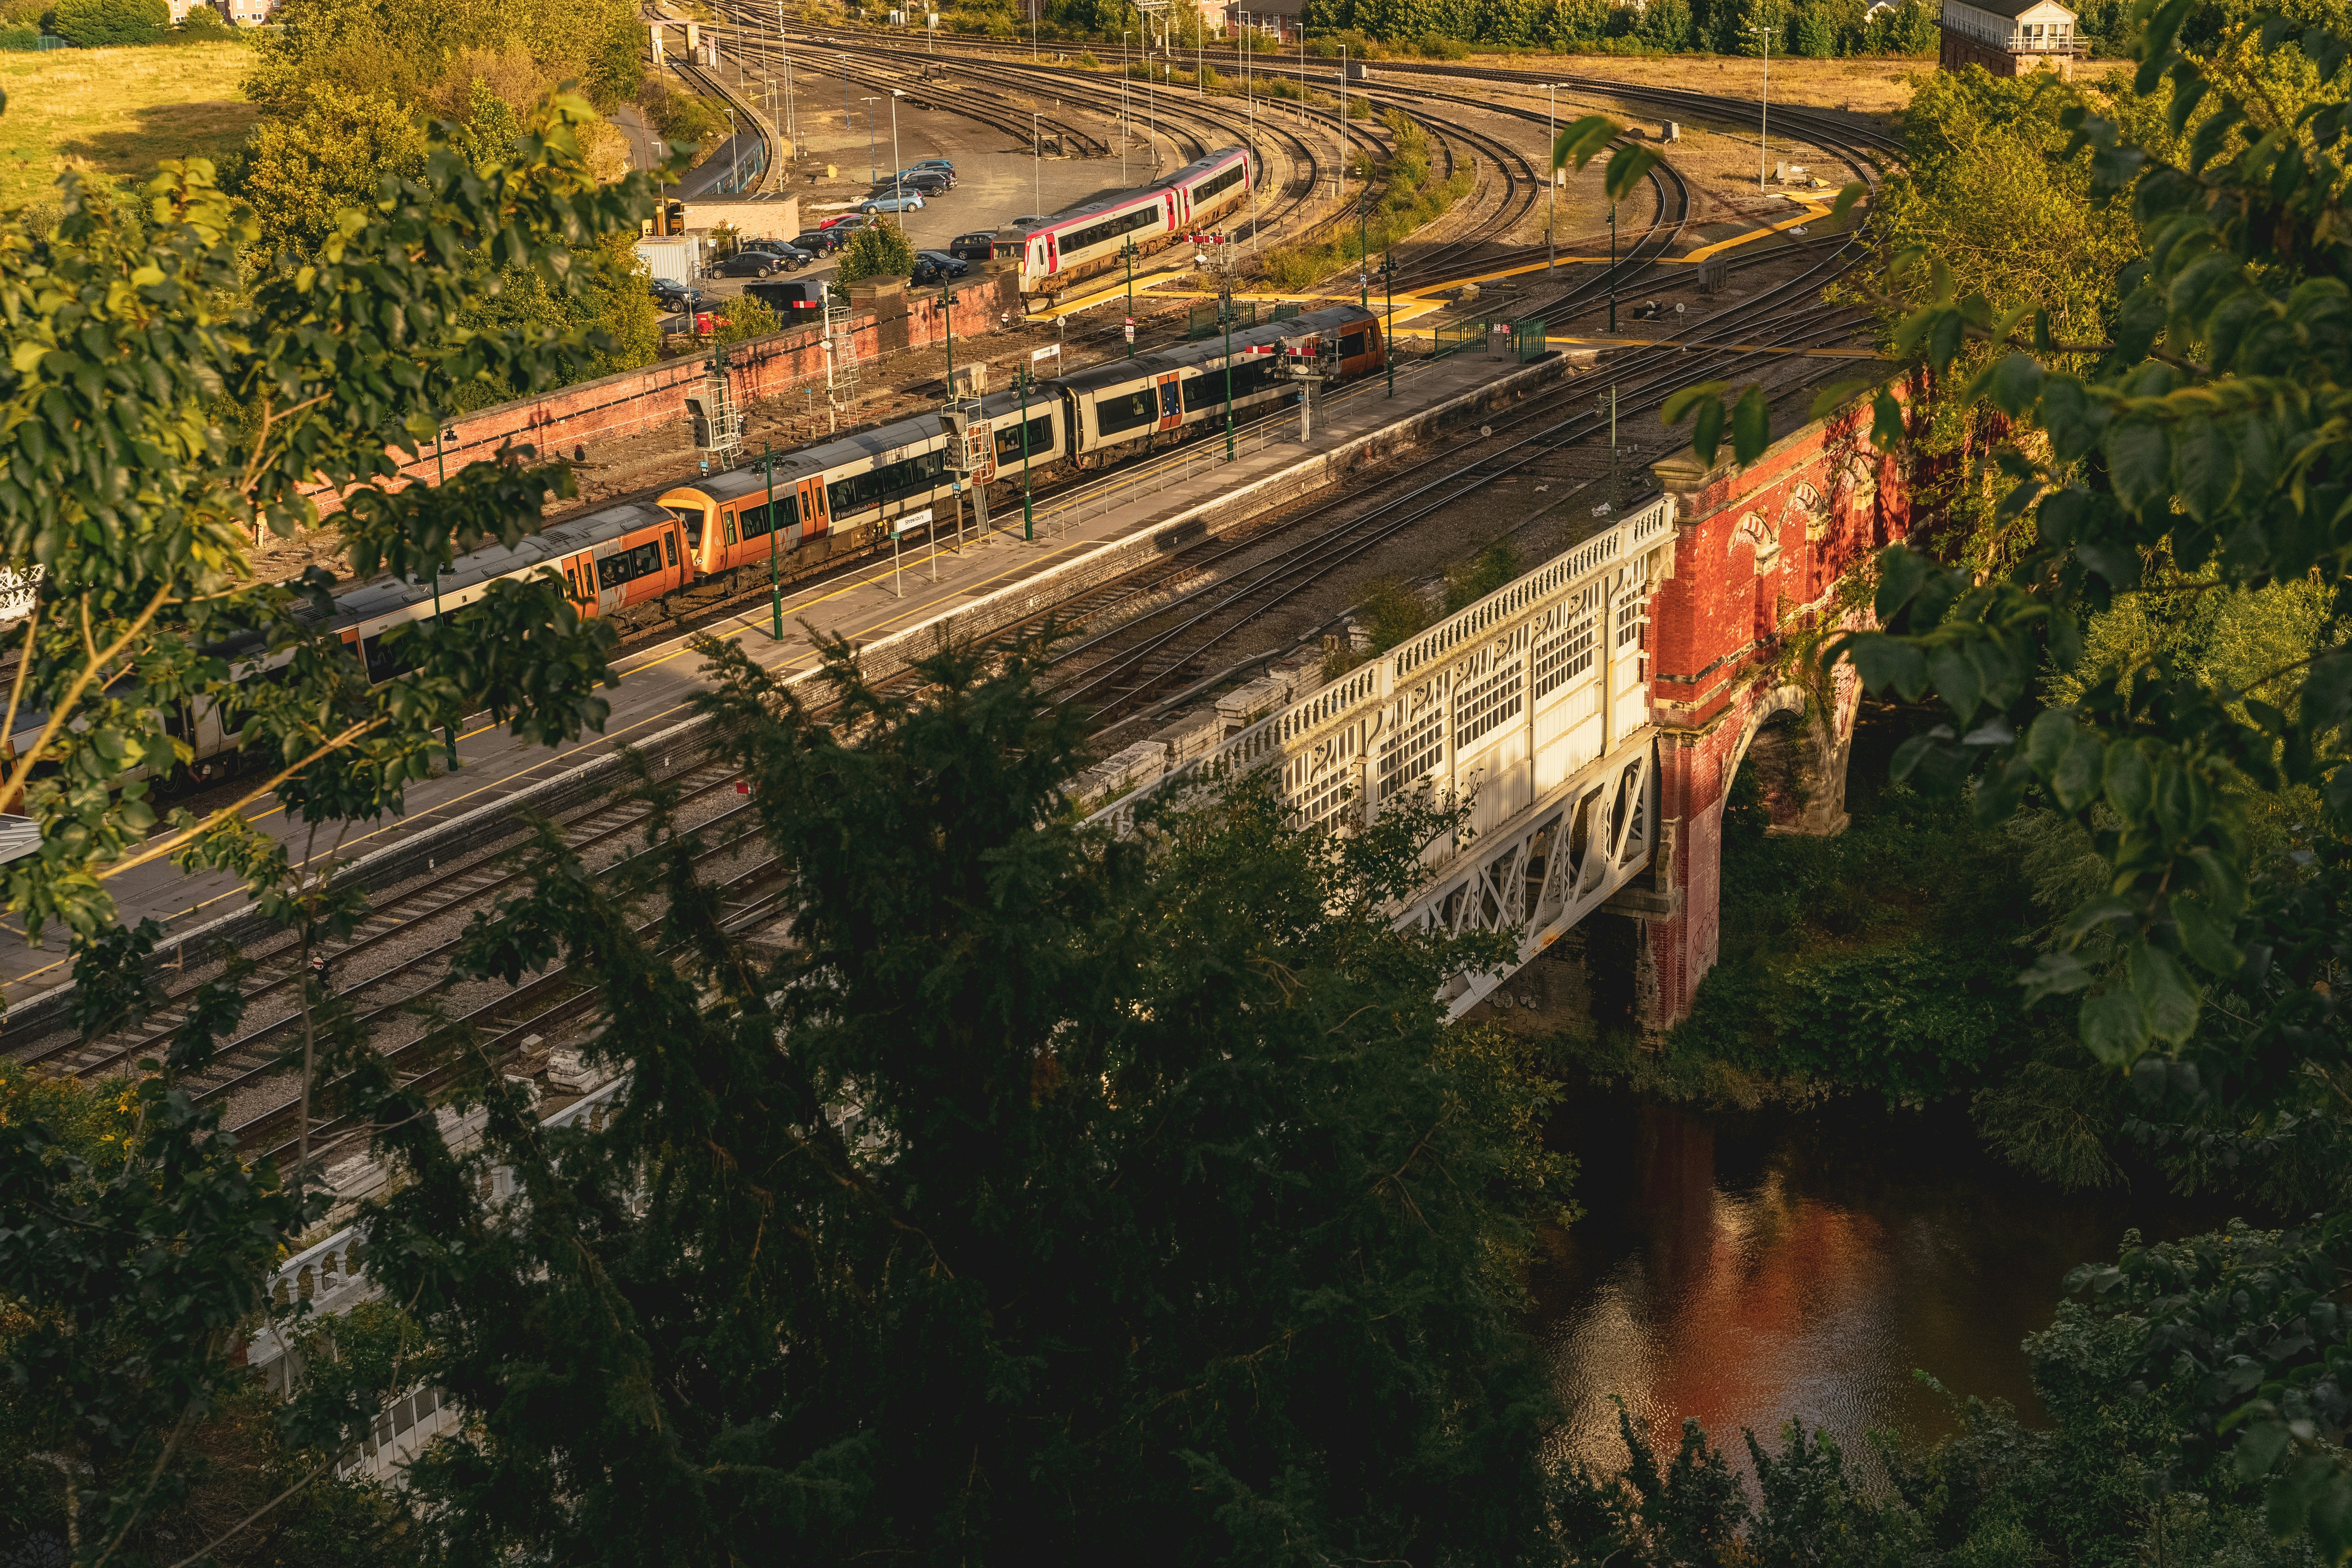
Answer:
[747,279,828,318]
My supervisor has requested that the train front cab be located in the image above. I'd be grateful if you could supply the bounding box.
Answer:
[664,477,835,585]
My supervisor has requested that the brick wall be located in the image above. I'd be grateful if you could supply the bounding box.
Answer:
[1624,376,1924,1027]
[317,263,1022,513]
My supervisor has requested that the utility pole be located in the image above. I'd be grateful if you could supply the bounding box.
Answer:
[860,95,878,184]
[941,275,956,401]
[1545,82,1559,275]
[1357,192,1369,308]
[1754,19,1772,192]
[1608,200,1618,332]
[1033,111,1042,214]
[889,89,904,204]
[432,427,457,767]
[1212,235,1235,460]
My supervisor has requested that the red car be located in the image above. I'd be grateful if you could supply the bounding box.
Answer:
[817,212,874,231]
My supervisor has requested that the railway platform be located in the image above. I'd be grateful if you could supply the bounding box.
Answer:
[0,341,1587,1019]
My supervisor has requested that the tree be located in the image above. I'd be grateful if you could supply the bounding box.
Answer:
[1657,0,2352,1553]
[49,0,164,45]
[314,631,1578,1563]
[834,218,915,285]
[237,85,429,254]
[0,94,659,1558]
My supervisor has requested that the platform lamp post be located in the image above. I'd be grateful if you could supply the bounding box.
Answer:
[860,95,879,184]
[1607,197,1618,333]
[1217,240,1236,461]
[1019,363,1034,541]
[840,54,852,156]
[1380,250,1395,396]
[1033,110,1042,214]
[432,426,459,767]
[941,274,956,404]
[1122,233,1138,359]
[1543,81,1561,274]
[764,443,784,639]
[1356,191,1370,309]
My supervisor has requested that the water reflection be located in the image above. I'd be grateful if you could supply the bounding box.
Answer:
[1532,1095,2236,1486]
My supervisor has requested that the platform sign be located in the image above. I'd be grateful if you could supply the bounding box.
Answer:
[1032,343,1060,363]
[894,508,933,536]
[1123,318,1135,343]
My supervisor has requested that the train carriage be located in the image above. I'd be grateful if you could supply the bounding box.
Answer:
[995,147,1252,303]
[1060,303,1384,462]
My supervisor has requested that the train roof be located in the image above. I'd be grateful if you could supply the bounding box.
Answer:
[1056,303,1377,394]
[1004,147,1246,237]
[312,499,669,634]
[690,414,951,502]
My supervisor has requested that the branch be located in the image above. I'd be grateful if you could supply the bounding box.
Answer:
[98,719,383,881]
[1,583,177,806]
[0,595,40,774]
[239,392,334,499]
[161,1448,349,1568]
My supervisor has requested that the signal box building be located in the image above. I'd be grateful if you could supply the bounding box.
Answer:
[1938,0,2079,77]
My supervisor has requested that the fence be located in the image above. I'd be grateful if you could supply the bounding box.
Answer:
[1432,316,1487,361]
[1186,300,1255,340]
[1511,318,1549,363]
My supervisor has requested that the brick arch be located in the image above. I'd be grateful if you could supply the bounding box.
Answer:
[1729,510,1777,570]
[1782,481,1825,540]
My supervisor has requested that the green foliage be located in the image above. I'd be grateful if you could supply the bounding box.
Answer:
[319,632,1575,1561]
[1662,3,2352,1549]
[238,84,428,253]
[640,75,728,156]
[707,289,780,345]
[835,218,915,284]
[1258,112,1473,288]
[1356,576,1434,651]
[49,0,162,44]
[1445,537,1522,610]
[175,3,233,38]
[1671,764,2045,1102]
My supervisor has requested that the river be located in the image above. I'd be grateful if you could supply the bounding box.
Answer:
[1529,1091,2243,1485]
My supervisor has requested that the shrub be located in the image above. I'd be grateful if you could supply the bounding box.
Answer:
[835,220,914,285]
[50,0,165,45]
[0,22,37,45]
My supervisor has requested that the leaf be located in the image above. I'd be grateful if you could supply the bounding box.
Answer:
[1927,645,1982,724]
[1730,385,1771,465]
[1847,633,1927,701]
[2074,540,2142,591]
[2058,894,2138,946]
[1604,147,1661,205]
[1661,381,1729,427]
[2103,740,2154,820]
[1552,114,1619,172]
[1693,395,1726,468]
[2053,731,2105,811]
[1808,379,1871,422]
[2081,987,2149,1067]
[1987,352,2043,415]
[2172,416,2238,521]
[2020,951,2095,1004]
[2173,900,2245,978]
[1870,390,1905,452]
[2128,940,2199,1045]
[1874,546,1931,623]
[2104,419,2173,511]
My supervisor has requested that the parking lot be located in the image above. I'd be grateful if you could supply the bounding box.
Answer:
[657,94,1178,328]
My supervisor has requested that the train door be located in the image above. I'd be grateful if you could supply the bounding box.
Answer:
[662,524,686,592]
[592,541,624,616]
[670,498,717,572]
[1045,232,1059,274]
[796,475,830,541]
[1155,373,1183,433]
[559,552,594,614]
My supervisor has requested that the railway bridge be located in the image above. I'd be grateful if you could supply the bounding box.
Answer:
[1093,383,1915,1028]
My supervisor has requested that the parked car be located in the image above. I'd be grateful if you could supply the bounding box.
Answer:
[889,168,954,192]
[742,240,815,270]
[911,250,969,285]
[857,193,926,214]
[946,231,998,263]
[867,174,949,202]
[715,250,788,278]
[649,278,705,311]
[818,211,874,230]
[909,157,955,174]
[791,229,847,256]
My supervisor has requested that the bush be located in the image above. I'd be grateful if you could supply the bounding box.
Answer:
[0,22,36,45]
[49,0,165,45]
[174,2,232,36]
[835,220,915,285]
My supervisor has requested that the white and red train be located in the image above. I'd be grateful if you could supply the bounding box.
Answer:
[994,146,1252,304]
[23,305,1384,779]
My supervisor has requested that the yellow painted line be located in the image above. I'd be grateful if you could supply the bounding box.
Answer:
[1682,203,1833,262]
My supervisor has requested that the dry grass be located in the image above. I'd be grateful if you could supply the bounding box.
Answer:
[0,43,255,211]
[1443,51,1927,118]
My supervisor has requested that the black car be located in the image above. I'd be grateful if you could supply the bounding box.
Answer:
[792,229,846,256]
[715,250,789,278]
[910,250,970,286]
[946,231,997,263]
[742,240,815,271]
[648,278,705,311]
[869,171,951,200]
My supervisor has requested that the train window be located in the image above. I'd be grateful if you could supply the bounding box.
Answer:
[1339,331,1369,358]
[1061,203,1161,256]
[739,495,799,541]
[664,532,678,568]
[596,542,663,589]
[359,631,413,684]
[722,513,737,545]
[1194,165,1244,201]
[681,513,702,549]
[1096,387,1157,437]
[991,413,1054,466]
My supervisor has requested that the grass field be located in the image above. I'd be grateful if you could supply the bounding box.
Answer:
[0,43,255,211]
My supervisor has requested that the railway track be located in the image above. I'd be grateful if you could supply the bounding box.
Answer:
[4,41,1898,1173]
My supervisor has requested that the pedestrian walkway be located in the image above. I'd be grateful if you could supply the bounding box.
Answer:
[0,343,1571,1008]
